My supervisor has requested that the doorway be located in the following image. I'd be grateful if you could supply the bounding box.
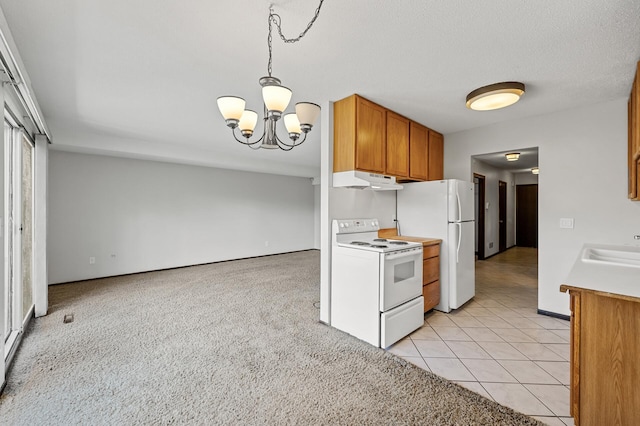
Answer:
[498,180,507,252]
[516,184,538,247]
[473,174,486,260]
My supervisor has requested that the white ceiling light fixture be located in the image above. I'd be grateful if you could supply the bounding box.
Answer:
[505,152,520,161]
[216,2,324,151]
[466,82,526,111]
[531,167,539,174]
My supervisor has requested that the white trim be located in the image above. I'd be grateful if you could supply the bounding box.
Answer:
[319,101,332,324]
[33,135,47,316]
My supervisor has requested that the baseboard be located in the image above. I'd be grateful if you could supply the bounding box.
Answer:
[537,309,570,321]
[50,249,320,286]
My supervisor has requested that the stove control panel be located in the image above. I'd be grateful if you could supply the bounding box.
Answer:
[335,218,380,234]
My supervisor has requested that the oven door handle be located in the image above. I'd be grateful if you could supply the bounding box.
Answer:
[384,249,422,261]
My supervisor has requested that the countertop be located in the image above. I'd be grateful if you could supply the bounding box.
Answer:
[561,243,640,300]
[378,228,441,247]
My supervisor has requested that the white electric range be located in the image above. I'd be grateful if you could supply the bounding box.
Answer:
[330,218,424,348]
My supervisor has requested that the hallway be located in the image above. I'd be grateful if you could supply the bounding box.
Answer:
[389,247,572,425]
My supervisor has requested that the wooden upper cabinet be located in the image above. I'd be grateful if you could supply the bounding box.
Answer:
[385,111,409,178]
[630,61,640,201]
[409,121,429,181]
[333,94,386,174]
[428,130,444,181]
[333,93,444,181]
[355,96,386,173]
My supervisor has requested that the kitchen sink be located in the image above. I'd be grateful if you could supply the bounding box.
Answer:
[582,246,640,268]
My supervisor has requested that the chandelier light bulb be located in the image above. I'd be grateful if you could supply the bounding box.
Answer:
[295,102,321,132]
[284,113,301,135]
[217,96,246,127]
[262,84,292,117]
[238,110,258,137]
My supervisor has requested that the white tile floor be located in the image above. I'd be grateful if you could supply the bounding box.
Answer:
[387,248,574,426]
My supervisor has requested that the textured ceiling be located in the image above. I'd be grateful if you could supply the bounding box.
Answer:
[1,0,639,178]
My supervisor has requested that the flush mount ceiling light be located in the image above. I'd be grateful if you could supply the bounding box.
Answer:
[531,167,539,174]
[466,82,525,111]
[505,152,520,161]
[216,1,324,151]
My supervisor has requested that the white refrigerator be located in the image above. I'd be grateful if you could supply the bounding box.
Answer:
[397,179,475,312]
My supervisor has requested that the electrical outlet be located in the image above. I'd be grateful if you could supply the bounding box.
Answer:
[489,242,494,248]
[89,256,95,264]
[63,313,74,323]
[559,218,574,229]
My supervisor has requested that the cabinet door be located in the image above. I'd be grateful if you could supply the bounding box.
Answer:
[428,130,444,181]
[423,281,440,312]
[409,121,429,180]
[630,64,640,201]
[355,96,386,174]
[386,111,409,178]
[423,257,439,284]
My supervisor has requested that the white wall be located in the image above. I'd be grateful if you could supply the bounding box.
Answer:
[472,159,516,256]
[515,172,539,185]
[445,98,640,315]
[48,151,315,284]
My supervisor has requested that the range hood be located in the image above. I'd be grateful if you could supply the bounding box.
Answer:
[333,171,403,191]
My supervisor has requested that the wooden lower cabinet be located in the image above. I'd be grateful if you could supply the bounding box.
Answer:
[421,244,441,312]
[560,285,640,425]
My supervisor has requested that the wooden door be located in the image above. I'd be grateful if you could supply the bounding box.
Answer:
[516,184,538,248]
[385,111,409,178]
[409,121,428,180]
[498,181,507,252]
[428,130,444,180]
[474,174,486,260]
[355,96,386,173]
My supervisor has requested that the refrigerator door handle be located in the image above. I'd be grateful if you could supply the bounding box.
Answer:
[455,186,462,222]
[455,222,462,263]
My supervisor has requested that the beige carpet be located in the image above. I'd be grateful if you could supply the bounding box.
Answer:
[0,250,541,425]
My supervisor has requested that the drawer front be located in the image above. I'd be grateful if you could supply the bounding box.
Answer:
[423,257,439,284]
[423,281,440,312]
[423,244,440,259]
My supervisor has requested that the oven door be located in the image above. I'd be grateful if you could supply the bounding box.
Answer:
[379,247,423,311]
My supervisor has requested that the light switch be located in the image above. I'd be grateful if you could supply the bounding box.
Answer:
[560,218,574,229]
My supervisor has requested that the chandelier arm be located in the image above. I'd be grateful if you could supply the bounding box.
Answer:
[231,126,265,146]
[273,130,308,150]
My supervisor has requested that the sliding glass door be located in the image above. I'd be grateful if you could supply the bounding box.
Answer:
[3,116,34,364]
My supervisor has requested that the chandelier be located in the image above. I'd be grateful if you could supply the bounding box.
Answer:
[216,2,324,151]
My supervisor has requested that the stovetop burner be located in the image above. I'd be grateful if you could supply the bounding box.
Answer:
[374,238,387,242]
[350,241,370,246]
[389,241,409,245]
[370,244,388,248]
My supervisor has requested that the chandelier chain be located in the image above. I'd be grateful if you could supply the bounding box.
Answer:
[266,0,325,76]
